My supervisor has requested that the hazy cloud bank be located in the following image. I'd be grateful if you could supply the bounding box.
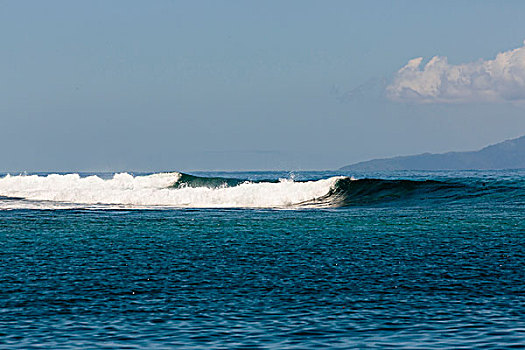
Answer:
[387,41,525,103]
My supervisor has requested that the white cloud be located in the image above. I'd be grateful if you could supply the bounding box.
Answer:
[387,41,525,103]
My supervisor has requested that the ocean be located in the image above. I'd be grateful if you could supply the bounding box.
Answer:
[0,170,524,348]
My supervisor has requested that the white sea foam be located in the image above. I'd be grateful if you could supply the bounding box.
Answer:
[0,172,344,209]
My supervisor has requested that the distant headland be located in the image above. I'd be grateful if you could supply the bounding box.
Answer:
[340,135,525,171]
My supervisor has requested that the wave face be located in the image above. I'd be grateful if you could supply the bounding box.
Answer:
[307,178,467,207]
[0,171,519,210]
[171,173,254,189]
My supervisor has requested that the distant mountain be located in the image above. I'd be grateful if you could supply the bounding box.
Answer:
[340,135,525,171]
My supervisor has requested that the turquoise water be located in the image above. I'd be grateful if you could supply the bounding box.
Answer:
[0,170,524,348]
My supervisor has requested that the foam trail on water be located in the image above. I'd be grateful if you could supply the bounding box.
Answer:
[0,173,342,209]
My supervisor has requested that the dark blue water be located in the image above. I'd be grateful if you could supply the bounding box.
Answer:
[1,170,524,348]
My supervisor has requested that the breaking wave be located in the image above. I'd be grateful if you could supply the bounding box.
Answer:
[0,171,513,210]
[0,172,338,209]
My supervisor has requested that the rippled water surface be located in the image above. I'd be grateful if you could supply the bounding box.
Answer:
[1,171,524,348]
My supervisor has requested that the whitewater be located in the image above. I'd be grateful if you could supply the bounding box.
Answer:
[0,172,344,210]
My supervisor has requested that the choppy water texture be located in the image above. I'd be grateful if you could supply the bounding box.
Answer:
[0,170,524,349]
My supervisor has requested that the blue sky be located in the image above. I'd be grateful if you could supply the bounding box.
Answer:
[2,0,525,171]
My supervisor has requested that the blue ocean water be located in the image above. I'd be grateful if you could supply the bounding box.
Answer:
[0,170,524,348]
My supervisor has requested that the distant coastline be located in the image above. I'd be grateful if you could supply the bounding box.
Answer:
[340,135,525,171]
